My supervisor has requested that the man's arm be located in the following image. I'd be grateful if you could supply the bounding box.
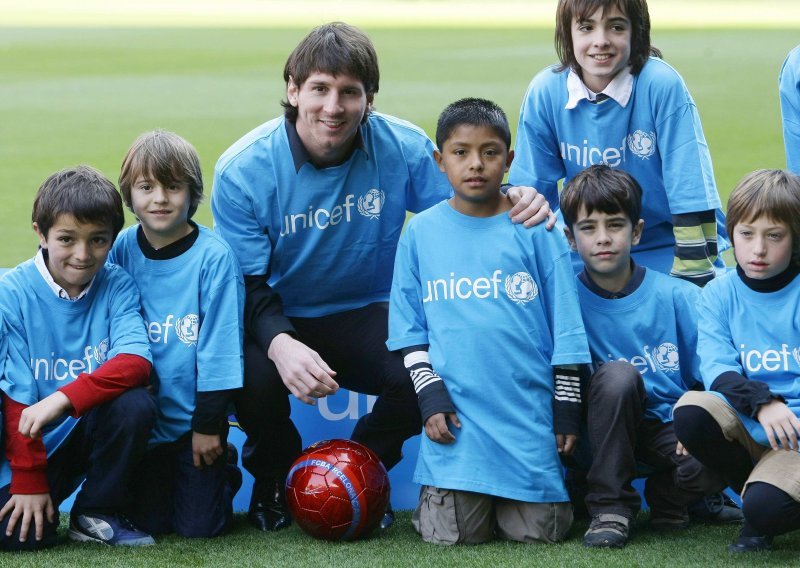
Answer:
[670,210,718,286]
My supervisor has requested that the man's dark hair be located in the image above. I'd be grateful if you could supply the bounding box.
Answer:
[281,22,379,122]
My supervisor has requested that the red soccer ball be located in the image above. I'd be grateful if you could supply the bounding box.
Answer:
[285,439,391,541]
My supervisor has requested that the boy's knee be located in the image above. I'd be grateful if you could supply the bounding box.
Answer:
[496,501,573,544]
[104,388,157,432]
[672,402,718,447]
[413,486,493,545]
[589,361,643,402]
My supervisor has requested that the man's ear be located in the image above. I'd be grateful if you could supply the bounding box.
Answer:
[631,219,644,246]
[286,76,299,107]
[563,226,578,251]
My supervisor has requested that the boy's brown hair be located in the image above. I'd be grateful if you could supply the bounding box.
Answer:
[119,130,203,219]
[32,165,124,238]
[281,22,379,123]
[726,169,800,268]
[555,0,662,76]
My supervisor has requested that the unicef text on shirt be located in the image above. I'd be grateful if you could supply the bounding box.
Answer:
[278,190,386,237]
[31,343,108,381]
[559,132,656,168]
[423,270,539,305]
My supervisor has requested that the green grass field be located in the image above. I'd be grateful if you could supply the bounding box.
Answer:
[1,511,799,567]
[0,25,797,266]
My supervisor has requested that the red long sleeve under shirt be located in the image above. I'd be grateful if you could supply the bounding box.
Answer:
[2,353,151,494]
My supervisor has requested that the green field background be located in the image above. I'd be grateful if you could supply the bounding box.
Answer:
[0,19,796,268]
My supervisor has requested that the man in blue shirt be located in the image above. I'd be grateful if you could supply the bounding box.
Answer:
[211,22,548,532]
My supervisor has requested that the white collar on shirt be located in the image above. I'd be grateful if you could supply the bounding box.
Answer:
[34,248,94,301]
[565,66,634,110]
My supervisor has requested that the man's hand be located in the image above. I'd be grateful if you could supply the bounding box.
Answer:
[0,493,54,542]
[192,432,224,469]
[424,412,461,444]
[757,399,800,451]
[556,434,577,456]
[18,391,72,438]
[268,333,339,405]
[506,185,556,229]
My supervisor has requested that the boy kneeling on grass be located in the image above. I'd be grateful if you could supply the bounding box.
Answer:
[559,165,741,549]
[387,98,590,545]
[0,166,156,550]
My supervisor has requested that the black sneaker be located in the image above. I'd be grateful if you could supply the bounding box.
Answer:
[583,514,630,548]
[248,478,291,532]
[68,512,155,546]
[727,527,773,553]
[379,503,395,530]
[689,493,744,524]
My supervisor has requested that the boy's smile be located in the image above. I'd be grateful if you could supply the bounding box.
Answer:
[288,71,372,168]
[131,175,193,249]
[572,5,632,93]
[565,206,643,293]
[34,213,113,298]
[733,216,793,280]
[435,124,513,217]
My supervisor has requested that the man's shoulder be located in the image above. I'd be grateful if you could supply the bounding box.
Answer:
[366,112,432,145]
[215,116,286,174]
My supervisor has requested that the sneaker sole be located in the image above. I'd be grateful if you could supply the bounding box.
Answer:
[68,527,155,546]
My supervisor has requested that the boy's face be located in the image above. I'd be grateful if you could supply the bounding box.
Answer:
[434,125,513,215]
[130,174,192,249]
[565,205,643,287]
[572,4,632,93]
[287,71,373,168]
[33,213,113,298]
[733,216,793,280]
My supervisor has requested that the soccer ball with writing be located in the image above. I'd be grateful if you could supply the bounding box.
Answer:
[285,439,390,540]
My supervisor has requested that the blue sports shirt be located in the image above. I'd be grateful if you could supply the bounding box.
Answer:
[0,260,151,487]
[577,268,701,423]
[388,201,590,502]
[211,113,450,318]
[109,225,244,446]
[509,58,729,274]
[780,45,800,174]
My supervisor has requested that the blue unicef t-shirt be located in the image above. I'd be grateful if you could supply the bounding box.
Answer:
[211,113,451,317]
[780,45,800,174]
[0,260,151,488]
[109,225,244,446]
[698,270,800,448]
[577,269,701,423]
[387,201,590,503]
[509,57,729,273]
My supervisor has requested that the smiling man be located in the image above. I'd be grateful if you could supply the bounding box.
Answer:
[211,22,547,533]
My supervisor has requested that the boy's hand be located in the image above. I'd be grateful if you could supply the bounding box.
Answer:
[757,399,800,451]
[268,333,338,405]
[506,186,556,229]
[675,441,690,456]
[424,412,461,444]
[18,391,72,438]
[556,434,577,456]
[192,432,224,469]
[0,493,54,542]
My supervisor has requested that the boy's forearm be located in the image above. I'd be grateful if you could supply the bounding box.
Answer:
[401,346,456,423]
[3,396,49,494]
[711,371,781,418]
[58,353,152,416]
[670,210,717,286]
[192,389,235,435]
[553,365,584,435]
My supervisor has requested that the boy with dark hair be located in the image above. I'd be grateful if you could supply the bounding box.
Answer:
[211,22,549,532]
[560,164,737,549]
[388,98,589,545]
[111,130,244,538]
[0,166,156,550]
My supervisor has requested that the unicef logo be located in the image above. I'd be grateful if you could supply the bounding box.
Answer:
[175,314,199,345]
[93,338,109,365]
[357,189,385,219]
[652,342,680,372]
[627,130,656,159]
[504,272,538,304]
